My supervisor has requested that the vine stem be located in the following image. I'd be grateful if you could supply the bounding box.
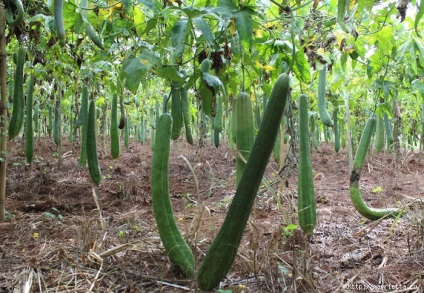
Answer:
[0,3,6,222]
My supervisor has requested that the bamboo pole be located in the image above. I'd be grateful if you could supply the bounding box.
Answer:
[0,4,7,222]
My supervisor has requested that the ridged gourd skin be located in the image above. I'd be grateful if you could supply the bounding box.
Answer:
[213,128,219,148]
[297,94,317,235]
[180,85,193,144]
[333,108,340,153]
[47,106,53,136]
[234,92,255,187]
[34,102,39,133]
[86,100,102,185]
[110,93,120,159]
[85,22,104,50]
[79,86,89,168]
[317,65,333,126]
[151,113,195,277]
[6,0,24,26]
[54,0,66,46]
[384,113,393,147]
[197,73,290,291]
[349,117,402,220]
[124,118,130,148]
[375,113,385,153]
[214,93,223,132]
[170,84,182,140]
[199,58,211,73]
[199,59,214,117]
[25,78,34,163]
[53,98,61,146]
[80,0,103,50]
[8,46,26,140]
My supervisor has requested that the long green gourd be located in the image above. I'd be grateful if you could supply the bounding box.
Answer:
[171,83,182,140]
[199,58,214,117]
[8,46,25,140]
[79,85,89,168]
[110,93,120,159]
[34,102,39,134]
[375,113,385,153]
[25,78,34,163]
[80,0,104,50]
[234,92,255,187]
[6,0,24,26]
[87,100,102,185]
[124,117,130,148]
[197,73,290,291]
[151,113,195,277]
[384,113,393,148]
[317,65,333,126]
[337,0,349,32]
[47,106,53,136]
[214,93,223,132]
[54,0,65,46]
[333,108,340,153]
[53,98,60,146]
[213,128,219,148]
[298,94,317,235]
[350,117,402,220]
[180,84,193,144]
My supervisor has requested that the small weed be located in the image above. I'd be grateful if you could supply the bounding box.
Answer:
[44,208,63,222]
[283,223,298,238]
[117,230,127,238]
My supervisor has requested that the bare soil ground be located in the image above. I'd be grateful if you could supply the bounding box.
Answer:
[0,137,423,292]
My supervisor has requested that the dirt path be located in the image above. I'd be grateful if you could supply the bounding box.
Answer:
[1,137,423,292]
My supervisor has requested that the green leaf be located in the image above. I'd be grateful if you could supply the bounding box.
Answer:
[121,0,133,11]
[340,53,348,72]
[415,0,424,37]
[181,7,208,18]
[63,0,80,30]
[199,83,214,116]
[337,0,349,32]
[234,7,254,49]
[134,6,145,36]
[171,20,189,59]
[215,0,238,15]
[293,50,311,83]
[122,50,160,93]
[143,18,158,34]
[202,72,226,96]
[356,0,374,18]
[156,66,186,83]
[137,0,162,11]
[193,17,215,46]
[412,79,424,98]
[413,37,424,66]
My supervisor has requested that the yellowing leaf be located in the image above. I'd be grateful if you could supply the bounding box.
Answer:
[250,91,255,102]
[33,232,39,239]
[134,6,144,27]
[333,30,348,47]
[229,17,236,36]
[255,61,275,71]
[352,77,360,85]
[316,48,325,56]
[372,186,384,193]
[140,59,150,65]
[256,29,263,38]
